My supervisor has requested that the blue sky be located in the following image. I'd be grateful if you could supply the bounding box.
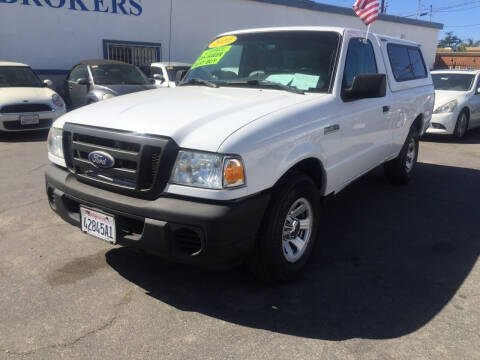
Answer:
[314,0,480,42]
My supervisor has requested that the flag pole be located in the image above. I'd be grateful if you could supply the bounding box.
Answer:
[365,24,371,42]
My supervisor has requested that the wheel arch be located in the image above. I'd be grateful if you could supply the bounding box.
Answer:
[272,157,327,196]
[412,113,424,134]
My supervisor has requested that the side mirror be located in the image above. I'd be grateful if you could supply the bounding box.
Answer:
[43,79,53,88]
[175,70,188,85]
[343,74,387,102]
[77,78,90,86]
[153,74,165,83]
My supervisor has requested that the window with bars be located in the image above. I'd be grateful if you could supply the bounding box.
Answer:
[103,40,161,65]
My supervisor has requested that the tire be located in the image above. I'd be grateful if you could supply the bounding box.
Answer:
[247,173,320,282]
[454,110,469,139]
[384,126,419,185]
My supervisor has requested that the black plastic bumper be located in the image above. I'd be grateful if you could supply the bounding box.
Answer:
[45,165,270,269]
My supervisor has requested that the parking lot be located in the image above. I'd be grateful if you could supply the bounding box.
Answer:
[0,129,479,359]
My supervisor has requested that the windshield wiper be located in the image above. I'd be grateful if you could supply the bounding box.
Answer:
[180,78,219,88]
[225,80,304,95]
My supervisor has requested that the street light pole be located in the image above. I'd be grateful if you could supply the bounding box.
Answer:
[381,0,385,13]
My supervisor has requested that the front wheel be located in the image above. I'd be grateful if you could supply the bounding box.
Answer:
[384,126,419,185]
[247,173,320,282]
[454,110,469,139]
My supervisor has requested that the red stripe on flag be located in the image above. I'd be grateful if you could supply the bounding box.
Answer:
[353,0,380,26]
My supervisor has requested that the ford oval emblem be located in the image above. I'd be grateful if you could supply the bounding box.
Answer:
[88,151,115,169]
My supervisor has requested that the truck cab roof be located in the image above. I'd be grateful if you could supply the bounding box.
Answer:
[220,26,421,47]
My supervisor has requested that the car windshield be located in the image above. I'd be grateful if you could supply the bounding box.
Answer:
[184,31,341,93]
[91,64,150,85]
[166,66,190,80]
[432,73,475,91]
[0,66,43,88]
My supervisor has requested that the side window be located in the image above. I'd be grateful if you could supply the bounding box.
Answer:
[343,38,378,89]
[387,44,427,82]
[408,48,427,78]
[68,65,88,82]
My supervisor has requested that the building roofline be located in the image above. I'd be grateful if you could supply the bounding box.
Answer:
[436,52,480,56]
[247,0,444,30]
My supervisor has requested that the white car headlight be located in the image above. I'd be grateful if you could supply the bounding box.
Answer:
[170,151,245,189]
[47,127,64,159]
[434,99,458,114]
[52,94,65,108]
[103,93,115,100]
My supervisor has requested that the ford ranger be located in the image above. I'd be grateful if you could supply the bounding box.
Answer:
[45,27,434,281]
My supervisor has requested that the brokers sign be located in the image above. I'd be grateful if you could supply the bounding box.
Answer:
[0,0,142,16]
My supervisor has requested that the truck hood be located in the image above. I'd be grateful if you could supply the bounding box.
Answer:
[434,90,466,110]
[0,87,57,105]
[55,86,319,152]
[96,84,157,96]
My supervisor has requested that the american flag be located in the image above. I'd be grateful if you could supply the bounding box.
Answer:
[353,0,380,26]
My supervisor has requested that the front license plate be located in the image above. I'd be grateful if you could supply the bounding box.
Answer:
[20,114,40,125]
[80,207,116,244]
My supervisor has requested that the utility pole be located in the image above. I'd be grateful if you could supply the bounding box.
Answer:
[416,0,421,19]
[380,0,385,13]
[429,4,433,22]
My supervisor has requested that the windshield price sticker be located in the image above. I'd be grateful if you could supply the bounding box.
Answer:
[191,46,232,69]
[209,35,237,48]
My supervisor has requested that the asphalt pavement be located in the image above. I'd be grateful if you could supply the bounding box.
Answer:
[0,128,479,359]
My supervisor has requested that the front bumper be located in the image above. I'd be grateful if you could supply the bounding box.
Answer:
[426,112,457,135]
[45,165,270,269]
[0,108,65,132]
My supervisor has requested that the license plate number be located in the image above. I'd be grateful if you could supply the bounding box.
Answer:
[80,207,116,244]
[20,114,40,125]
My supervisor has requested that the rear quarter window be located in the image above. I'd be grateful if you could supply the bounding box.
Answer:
[387,44,427,82]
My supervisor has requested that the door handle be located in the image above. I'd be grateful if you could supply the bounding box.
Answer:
[324,124,340,135]
[383,105,391,113]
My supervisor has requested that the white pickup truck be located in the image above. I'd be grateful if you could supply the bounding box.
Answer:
[46,27,434,281]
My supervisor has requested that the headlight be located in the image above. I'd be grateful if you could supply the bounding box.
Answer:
[434,100,458,114]
[47,127,64,159]
[52,94,64,108]
[102,93,115,100]
[170,151,245,189]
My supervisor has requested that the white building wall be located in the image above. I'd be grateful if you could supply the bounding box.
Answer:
[0,1,171,70]
[0,0,440,73]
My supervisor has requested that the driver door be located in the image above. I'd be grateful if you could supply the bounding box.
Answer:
[65,65,90,109]
[469,75,480,126]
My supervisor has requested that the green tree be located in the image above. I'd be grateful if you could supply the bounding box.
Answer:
[438,32,462,50]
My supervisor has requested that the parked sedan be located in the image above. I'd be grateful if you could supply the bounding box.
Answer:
[64,60,156,109]
[139,62,191,87]
[0,61,66,132]
[427,70,480,138]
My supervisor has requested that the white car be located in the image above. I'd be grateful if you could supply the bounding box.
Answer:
[140,62,191,87]
[0,62,66,132]
[427,70,480,138]
[45,27,434,281]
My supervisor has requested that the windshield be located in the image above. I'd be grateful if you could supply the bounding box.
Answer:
[0,66,43,88]
[184,31,341,93]
[432,73,475,91]
[91,64,150,85]
[166,66,190,81]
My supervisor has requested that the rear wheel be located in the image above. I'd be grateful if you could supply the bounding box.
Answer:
[247,173,320,282]
[454,110,469,139]
[384,126,419,185]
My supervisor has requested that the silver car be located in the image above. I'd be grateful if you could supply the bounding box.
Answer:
[64,59,156,109]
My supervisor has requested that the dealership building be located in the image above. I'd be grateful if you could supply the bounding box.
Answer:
[1,0,443,93]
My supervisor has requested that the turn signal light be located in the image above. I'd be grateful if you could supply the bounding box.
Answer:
[223,158,245,188]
